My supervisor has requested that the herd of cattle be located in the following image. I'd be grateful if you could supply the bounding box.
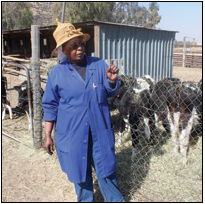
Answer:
[2,74,202,164]
[109,75,202,164]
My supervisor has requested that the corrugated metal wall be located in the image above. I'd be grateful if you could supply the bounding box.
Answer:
[97,23,176,82]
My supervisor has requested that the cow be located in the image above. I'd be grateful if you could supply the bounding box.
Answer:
[117,75,156,157]
[14,80,44,130]
[150,78,182,133]
[151,78,202,164]
[108,75,131,144]
[166,82,202,164]
[2,76,13,120]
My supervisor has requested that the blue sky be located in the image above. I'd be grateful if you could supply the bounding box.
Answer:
[138,2,202,44]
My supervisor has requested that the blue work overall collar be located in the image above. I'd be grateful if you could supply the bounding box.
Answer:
[64,56,96,88]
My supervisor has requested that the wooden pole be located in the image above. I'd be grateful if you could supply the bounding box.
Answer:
[31,25,42,149]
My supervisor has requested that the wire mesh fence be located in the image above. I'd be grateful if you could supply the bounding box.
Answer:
[2,60,202,202]
[110,74,202,202]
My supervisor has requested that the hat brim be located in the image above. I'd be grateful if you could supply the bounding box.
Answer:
[51,33,90,56]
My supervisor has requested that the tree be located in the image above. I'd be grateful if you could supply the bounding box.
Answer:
[115,2,161,28]
[144,2,161,28]
[51,2,115,23]
[51,2,161,28]
[2,2,33,31]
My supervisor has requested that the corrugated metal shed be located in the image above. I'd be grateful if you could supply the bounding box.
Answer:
[2,20,177,81]
[94,21,177,81]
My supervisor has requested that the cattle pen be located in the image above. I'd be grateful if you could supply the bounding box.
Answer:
[2,56,202,202]
[1,18,202,203]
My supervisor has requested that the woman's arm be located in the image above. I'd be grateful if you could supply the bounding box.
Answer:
[44,121,55,155]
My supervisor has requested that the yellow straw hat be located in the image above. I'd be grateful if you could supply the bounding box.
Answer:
[51,19,90,56]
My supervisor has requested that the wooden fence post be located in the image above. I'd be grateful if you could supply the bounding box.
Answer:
[31,25,42,149]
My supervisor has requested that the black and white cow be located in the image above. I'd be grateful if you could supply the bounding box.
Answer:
[166,81,202,164]
[108,75,131,144]
[117,75,156,157]
[108,75,129,111]
[151,78,202,164]
[14,80,44,130]
[2,76,13,120]
[150,78,181,133]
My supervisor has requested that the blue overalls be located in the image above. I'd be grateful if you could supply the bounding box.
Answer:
[42,56,124,202]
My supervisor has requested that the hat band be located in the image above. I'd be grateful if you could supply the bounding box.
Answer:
[55,33,88,49]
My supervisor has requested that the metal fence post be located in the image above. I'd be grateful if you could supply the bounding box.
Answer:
[182,36,187,67]
[31,25,42,149]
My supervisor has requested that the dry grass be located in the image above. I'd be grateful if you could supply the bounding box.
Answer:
[2,116,77,202]
[111,111,202,202]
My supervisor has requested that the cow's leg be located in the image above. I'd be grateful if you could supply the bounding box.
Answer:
[125,119,131,132]
[180,108,196,164]
[126,123,131,132]
[2,104,6,120]
[118,116,126,145]
[118,132,123,146]
[6,104,13,119]
[130,114,140,159]
[144,117,150,141]
[167,108,180,154]
[154,113,160,128]
[173,111,180,153]
[161,113,171,133]
[148,112,156,145]
[25,110,32,130]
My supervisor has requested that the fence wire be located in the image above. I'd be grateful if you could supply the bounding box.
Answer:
[109,74,202,202]
[2,61,202,202]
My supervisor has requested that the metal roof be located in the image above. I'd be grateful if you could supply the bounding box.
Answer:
[2,20,178,34]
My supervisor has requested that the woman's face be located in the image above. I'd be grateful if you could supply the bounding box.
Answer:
[62,37,85,64]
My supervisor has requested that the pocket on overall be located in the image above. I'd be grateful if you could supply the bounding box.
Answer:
[55,131,71,153]
[96,83,108,104]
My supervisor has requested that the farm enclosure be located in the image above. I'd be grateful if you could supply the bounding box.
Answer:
[2,64,202,202]
[173,45,202,68]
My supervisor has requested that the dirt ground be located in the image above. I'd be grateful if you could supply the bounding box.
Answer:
[172,66,202,82]
[2,66,202,202]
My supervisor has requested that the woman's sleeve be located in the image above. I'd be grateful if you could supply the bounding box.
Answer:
[42,73,60,122]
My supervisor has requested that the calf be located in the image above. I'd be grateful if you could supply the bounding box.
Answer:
[118,76,156,157]
[108,75,129,111]
[166,82,202,164]
[108,75,130,144]
[151,78,202,163]
[14,80,44,130]
[150,78,181,133]
[2,76,13,120]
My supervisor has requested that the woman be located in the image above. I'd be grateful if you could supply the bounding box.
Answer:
[42,20,124,202]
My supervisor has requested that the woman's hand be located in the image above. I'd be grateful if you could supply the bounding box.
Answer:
[106,59,119,82]
[44,133,54,155]
[44,121,54,155]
